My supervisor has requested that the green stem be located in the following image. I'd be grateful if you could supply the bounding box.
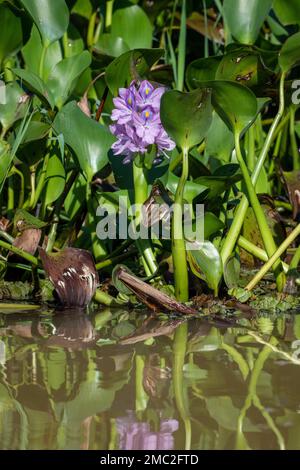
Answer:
[87,11,97,48]
[7,176,14,214]
[172,146,189,302]
[94,289,120,307]
[39,43,48,80]
[135,355,148,413]
[289,106,300,170]
[177,0,186,91]
[289,243,300,270]
[0,240,38,265]
[238,235,289,272]
[173,323,191,450]
[246,223,300,291]
[234,132,282,289]
[30,153,50,210]
[105,0,114,29]
[221,73,286,270]
[133,161,158,276]
[11,167,24,208]
[247,125,255,172]
[95,248,138,270]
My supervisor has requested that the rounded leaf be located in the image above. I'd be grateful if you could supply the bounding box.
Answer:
[20,0,69,45]
[279,32,300,72]
[111,4,153,49]
[53,101,115,181]
[160,88,213,150]
[224,0,273,44]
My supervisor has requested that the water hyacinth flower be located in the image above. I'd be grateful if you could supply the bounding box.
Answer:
[110,80,175,163]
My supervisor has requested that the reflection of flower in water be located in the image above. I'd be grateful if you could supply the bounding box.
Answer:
[116,412,178,450]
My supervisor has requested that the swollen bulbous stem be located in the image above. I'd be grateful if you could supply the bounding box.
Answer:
[133,160,158,276]
[172,146,189,302]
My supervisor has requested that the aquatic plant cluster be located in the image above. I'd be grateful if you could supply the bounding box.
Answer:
[0,0,299,309]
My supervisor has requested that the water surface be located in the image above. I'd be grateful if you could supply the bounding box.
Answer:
[0,305,300,450]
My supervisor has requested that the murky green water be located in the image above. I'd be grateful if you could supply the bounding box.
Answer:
[0,305,300,450]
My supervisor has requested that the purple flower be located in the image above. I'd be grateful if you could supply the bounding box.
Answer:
[110,80,175,163]
[116,411,179,450]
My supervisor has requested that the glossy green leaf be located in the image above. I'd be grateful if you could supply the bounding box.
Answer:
[43,153,66,207]
[200,80,258,135]
[53,101,115,181]
[47,51,91,109]
[0,82,28,133]
[224,0,273,44]
[64,173,86,219]
[111,4,153,49]
[215,49,272,89]
[279,32,300,72]
[20,121,51,144]
[0,5,23,66]
[20,0,69,46]
[186,56,221,90]
[161,170,209,203]
[274,0,300,25]
[13,68,55,108]
[64,24,84,57]
[205,112,234,164]
[22,26,62,80]
[204,212,224,239]
[160,88,213,150]
[93,34,129,58]
[187,241,223,295]
[105,48,164,96]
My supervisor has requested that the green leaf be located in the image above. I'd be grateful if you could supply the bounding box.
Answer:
[43,153,66,207]
[279,32,300,72]
[160,170,209,203]
[105,48,164,96]
[0,82,28,133]
[205,112,234,164]
[160,88,213,150]
[224,254,241,288]
[64,24,84,57]
[200,80,258,136]
[274,0,300,25]
[187,241,223,294]
[47,51,91,109]
[20,0,69,46]
[20,121,51,144]
[111,4,153,49]
[93,34,129,58]
[0,139,11,191]
[186,56,221,90]
[22,25,63,80]
[13,68,54,108]
[64,173,86,219]
[195,164,242,200]
[0,5,23,66]
[215,49,272,89]
[204,212,224,239]
[53,101,115,181]
[223,0,273,44]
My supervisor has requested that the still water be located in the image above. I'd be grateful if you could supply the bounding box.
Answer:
[0,305,300,450]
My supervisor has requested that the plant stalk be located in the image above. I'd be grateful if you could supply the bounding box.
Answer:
[172,146,189,302]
